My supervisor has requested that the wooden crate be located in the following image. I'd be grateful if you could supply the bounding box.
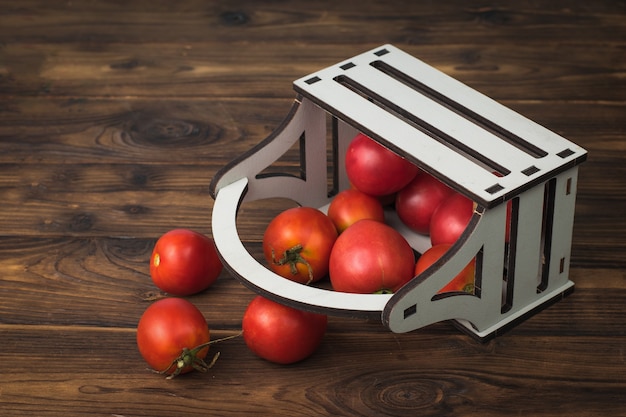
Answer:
[210,44,587,341]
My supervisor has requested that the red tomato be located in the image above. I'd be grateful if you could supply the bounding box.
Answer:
[263,207,338,284]
[150,229,223,296]
[414,244,475,294]
[430,193,474,246]
[329,219,415,294]
[327,188,385,233]
[242,296,328,364]
[345,133,419,197]
[136,298,213,378]
[395,170,454,235]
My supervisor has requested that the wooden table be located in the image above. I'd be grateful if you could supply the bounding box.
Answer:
[1,1,624,416]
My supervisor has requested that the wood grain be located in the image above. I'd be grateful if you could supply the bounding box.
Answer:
[1,42,623,101]
[0,0,624,416]
[1,326,624,416]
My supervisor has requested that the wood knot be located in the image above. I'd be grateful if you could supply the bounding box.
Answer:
[220,11,249,26]
[122,204,150,215]
[469,7,513,25]
[69,212,95,232]
[110,59,142,70]
[125,116,221,148]
[129,171,148,186]
[316,370,454,414]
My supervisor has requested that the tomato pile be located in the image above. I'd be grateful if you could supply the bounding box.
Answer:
[135,132,492,378]
[137,228,329,378]
[243,133,490,372]
[262,132,483,299]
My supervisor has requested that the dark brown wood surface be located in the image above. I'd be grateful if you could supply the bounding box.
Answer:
[1,1,624,416]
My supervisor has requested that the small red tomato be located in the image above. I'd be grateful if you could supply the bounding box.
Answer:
[242,296,328,364]
[150,229,223,296]
[136,298,212,378]
[395,170,454,235]
[329,219,415,294]
[429,193,474,246]
[263,207,338,284]
[327,188,385,233]
[345,133,419,197]
[414,244,475,294]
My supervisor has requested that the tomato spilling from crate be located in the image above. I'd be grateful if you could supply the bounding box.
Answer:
[150,229,222,296]
[242,296,327,364]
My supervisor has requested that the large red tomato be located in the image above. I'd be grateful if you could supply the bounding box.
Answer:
[430,193,475,246]
[329,219,415,294]
[150,229,223,296]
[414,244,475,294]
[327,188,385,233]
[395,170,454,235]
[136,297,213,378]
[263,207,338,284]
[345,133,419,197]
[242,296,328,364]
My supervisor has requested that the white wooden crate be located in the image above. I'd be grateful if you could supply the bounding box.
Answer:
[209,44,587,341]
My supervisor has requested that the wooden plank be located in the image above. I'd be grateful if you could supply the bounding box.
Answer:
[0,0,623,47]
[1,325,624,416]
[0,97,294,164]
[0,236,253,329]
[1,41,623,100]
[0,98,621,166]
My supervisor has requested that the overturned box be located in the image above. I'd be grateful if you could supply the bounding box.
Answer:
[210,44,587,341]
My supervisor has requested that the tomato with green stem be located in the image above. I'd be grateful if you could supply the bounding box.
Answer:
[136,297,238,379]
[263,207,338,284]
[137,297,211,378]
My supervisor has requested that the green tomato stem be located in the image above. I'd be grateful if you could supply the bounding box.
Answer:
[271,244,314,285]
[155,331,242,379]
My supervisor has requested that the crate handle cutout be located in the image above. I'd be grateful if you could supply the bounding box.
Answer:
[210,44,587,341]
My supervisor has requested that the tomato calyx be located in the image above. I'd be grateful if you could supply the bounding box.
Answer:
[374,288,393,295]
[271,244,314,285]
[153,332,242,379]
[156,346,220,380]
